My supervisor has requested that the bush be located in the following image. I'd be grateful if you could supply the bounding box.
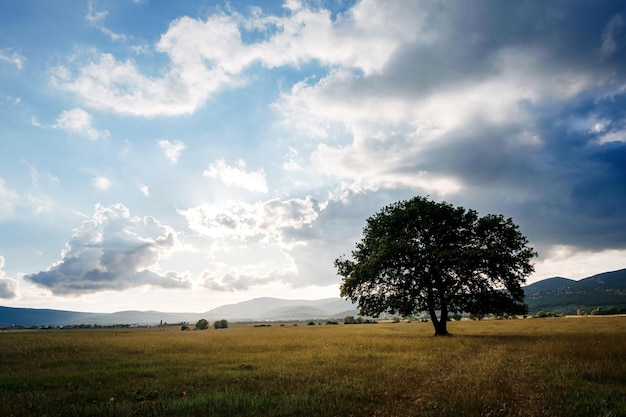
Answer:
[344,316,377,324]
[534,311,565,318]
[590,307,626,315]
[195,319,209,330]
[213,319,228,329]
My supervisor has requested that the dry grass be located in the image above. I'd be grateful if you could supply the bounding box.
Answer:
[0,317,625,416]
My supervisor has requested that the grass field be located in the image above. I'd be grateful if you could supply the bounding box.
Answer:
[1,317,625,416]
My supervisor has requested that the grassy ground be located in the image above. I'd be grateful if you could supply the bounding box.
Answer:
[0,317,625,416]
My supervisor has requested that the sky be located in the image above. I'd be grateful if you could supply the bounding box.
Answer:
[1,0,626,313]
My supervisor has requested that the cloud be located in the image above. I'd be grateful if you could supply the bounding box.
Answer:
[92,176,111,190]
[0,256,18,299]
[270,0,626,257]
[600,14,624,59]
[53,108,110,140]
[25,204,189,295]
[202,268,295,292]
[53,0,421,116]
[0,48,25,69]
[179,196,322,248]
[31,0,626,293]
[86,1,126,41]
[139,184,150,196]
[158,139,186,164]
[0,178,19,220]
[203,158,268,193]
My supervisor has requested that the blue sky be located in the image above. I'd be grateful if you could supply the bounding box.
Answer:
[1,0,626,313]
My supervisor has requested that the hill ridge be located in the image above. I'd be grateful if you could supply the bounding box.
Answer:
[2,268,625,326]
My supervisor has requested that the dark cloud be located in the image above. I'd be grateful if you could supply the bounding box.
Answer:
[0,279,17,299]
[304,0,626,258]
[382,1,626,95]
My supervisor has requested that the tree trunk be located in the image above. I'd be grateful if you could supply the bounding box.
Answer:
[433,319,451,336]
[430,304,452,337]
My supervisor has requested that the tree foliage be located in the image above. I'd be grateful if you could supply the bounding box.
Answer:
[195,318,209,330]
[213,319,228,329]
[336,196,536,336]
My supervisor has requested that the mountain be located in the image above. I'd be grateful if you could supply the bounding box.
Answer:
[524,268,626,314]
[0,297,358,327]
[204,297,357,321]
[3,268,625,326]
[523,277,577,294]
[0,306,100,327]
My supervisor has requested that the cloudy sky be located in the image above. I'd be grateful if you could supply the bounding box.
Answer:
[1,0,625,313]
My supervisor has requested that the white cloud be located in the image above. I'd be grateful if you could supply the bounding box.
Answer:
[0,256,18,299]
[0,178,19,220]
[179,196,321,248]
[92,176,111,190]
[86,2,126,41]
[25,204,189,295]
[204,158,268,193]
[203,268,296,292]
[158,139,186,164]
[53,108,110,140]
[0,48,25,69]
[54,1,423,117]
[139,184,150,196]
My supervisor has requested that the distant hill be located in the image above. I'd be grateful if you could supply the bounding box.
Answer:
[0,306,100,327]
[523,277,577,294]
[2,268,624,326]
[0,297,358,327]
[204,297,357,321]
[524,268,626,314]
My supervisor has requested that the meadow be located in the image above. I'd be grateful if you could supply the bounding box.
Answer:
[0,317,625,417]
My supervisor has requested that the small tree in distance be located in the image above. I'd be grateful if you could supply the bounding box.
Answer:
[213,319,228,329]
[336,196,536,336]
[195,319,209,330]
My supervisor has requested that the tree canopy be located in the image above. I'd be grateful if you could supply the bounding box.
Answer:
[335,196,536,336]
[195,318,209,330]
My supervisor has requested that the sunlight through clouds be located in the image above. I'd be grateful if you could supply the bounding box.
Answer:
[203,159,268,193]
[1,1,626,312]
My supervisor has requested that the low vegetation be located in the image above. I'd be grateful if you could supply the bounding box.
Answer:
[0,317,625,416]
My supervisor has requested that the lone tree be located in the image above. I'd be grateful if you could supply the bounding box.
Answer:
[195,318,209,330]
[335,196,536,336]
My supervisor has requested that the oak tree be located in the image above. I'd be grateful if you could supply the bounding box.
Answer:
[336,196,536,336]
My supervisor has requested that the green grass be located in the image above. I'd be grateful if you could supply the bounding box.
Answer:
[1,317,625,416]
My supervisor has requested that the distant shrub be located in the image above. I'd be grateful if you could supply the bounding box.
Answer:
[590,307,626,315]
[326,320,338,325]
[534,311,565,318]
[344,316,377,324]
[307,322,316,326]
[195,319,209,330]
[576,309,587,316]
[213,319,228,329]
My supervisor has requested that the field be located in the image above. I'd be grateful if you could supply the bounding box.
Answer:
[1,317,625,417]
